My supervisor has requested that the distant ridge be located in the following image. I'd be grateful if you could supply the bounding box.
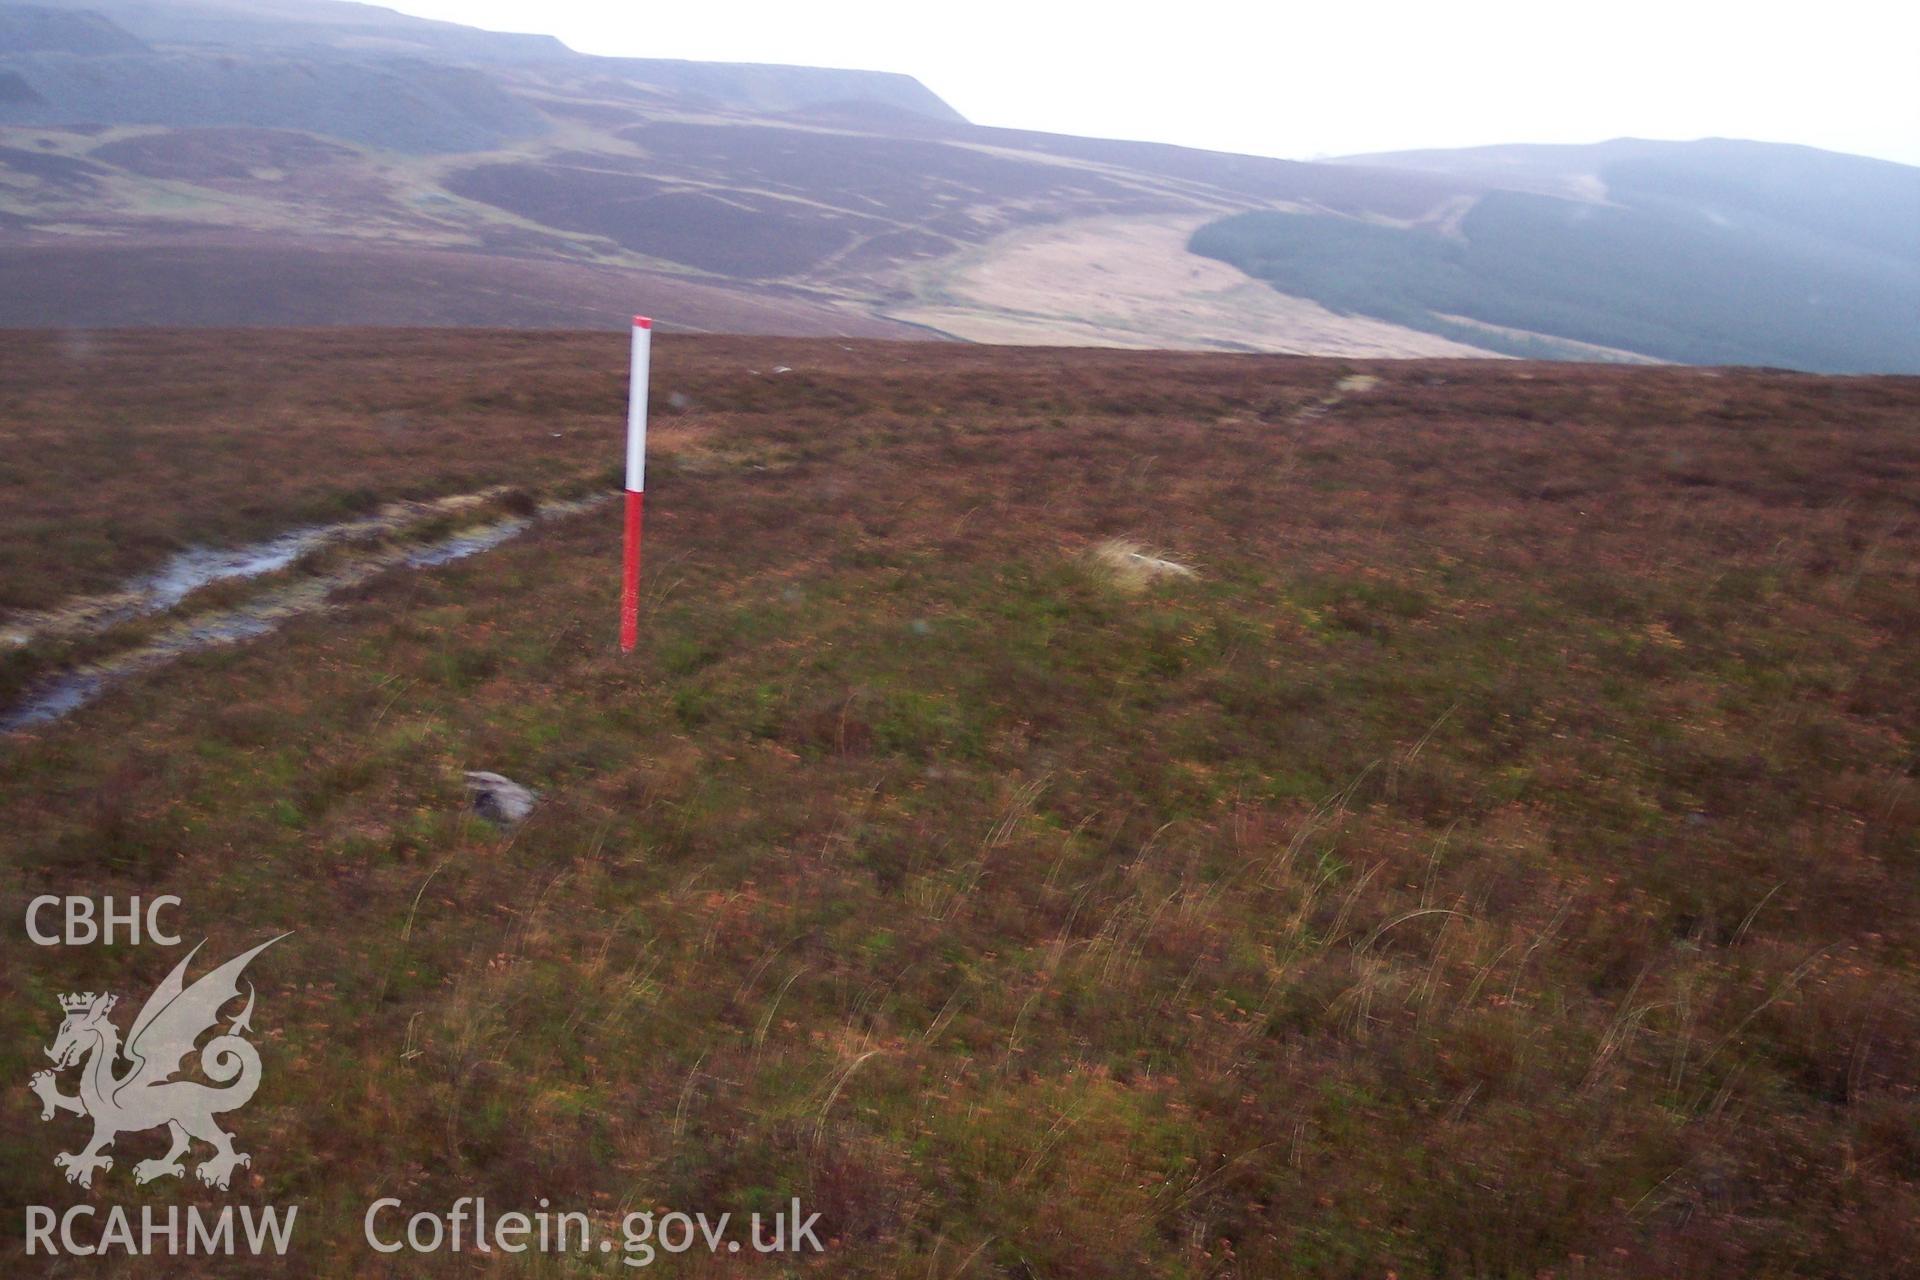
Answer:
[0,5,148,55]
[568,57,963,123]
[1,0,1915,369]
[0,69,44,102]
[10,0,965,119]
[1194,137,1920,372]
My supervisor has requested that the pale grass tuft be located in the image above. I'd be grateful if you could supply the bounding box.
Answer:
[1086,539,1197,591]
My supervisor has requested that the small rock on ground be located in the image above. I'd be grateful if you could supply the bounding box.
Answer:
[464,771,537,824]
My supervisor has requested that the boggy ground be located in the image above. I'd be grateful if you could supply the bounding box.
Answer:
[1,331,1917,1276]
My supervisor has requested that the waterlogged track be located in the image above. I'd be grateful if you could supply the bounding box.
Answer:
[0,493,606,733]
[0,486,545,651]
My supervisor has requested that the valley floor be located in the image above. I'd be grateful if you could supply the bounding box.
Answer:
[888,214,1501,357]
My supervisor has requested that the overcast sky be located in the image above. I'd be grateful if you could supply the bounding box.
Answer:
[382,0,1920,167]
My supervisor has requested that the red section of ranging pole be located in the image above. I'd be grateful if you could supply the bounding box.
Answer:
[620,489,643,652]
[621,315,652,653]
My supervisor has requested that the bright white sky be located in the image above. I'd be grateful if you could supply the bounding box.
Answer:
[381,0,1920,167]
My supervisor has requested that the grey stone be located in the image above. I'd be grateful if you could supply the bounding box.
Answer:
[464,771,536,825]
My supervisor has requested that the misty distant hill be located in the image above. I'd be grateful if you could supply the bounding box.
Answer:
[1187,139,1920,372]
[0,47,548,151]
[1,0,1915,369]
[19,0,579,61]
[0,3,146,53]
[0,0,960,137]
[1347,138,1920,268]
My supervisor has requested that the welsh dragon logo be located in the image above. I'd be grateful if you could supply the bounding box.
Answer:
[28,935,287,1190]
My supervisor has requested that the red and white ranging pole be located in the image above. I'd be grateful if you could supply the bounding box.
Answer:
[620,315,652,653]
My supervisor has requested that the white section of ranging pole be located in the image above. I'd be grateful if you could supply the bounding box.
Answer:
[627,316,651,491]
[621,315,652,653]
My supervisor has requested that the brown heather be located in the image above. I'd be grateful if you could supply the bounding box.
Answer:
[0,330,1916,1276]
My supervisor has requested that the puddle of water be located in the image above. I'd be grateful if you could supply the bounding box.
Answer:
[136,529,332,615]
[403,518,530,568]
[4,670,109,729]
[0,495,606,734]
[0,486,522,649]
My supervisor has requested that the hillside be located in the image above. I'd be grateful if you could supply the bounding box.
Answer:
[1,333,1917,1274]
[0,0,1498,352]
[0,0,1492,351]
[0,3,146,53]
[1341,138,1920,267]
[2,3,1918,368]
[1189,139,1920,372]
